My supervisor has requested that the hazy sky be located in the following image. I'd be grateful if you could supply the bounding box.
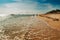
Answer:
[0,0,60,16]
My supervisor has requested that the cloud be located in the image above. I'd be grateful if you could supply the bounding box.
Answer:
[0,2,56,15]
[0,2,41,15]
[0,0,59,16]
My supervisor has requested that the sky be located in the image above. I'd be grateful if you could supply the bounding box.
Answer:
[0,0,60,16]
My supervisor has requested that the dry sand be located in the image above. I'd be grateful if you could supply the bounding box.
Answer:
[37,14,60,30]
